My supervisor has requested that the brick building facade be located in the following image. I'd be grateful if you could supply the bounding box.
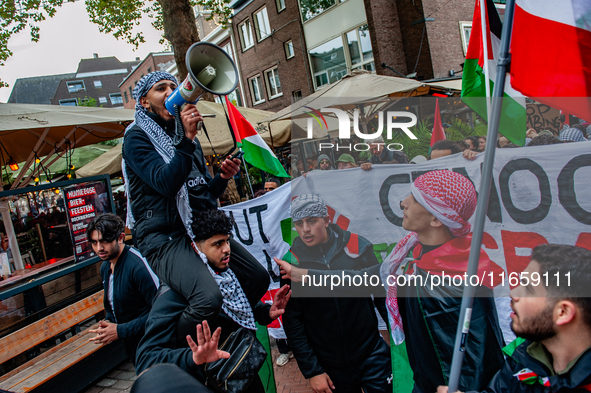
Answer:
[366,0,484,81]
[51,55,140,107]
[119,52,175,109]
[230,0,313,111]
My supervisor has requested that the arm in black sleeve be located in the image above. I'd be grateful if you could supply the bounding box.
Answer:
[124,129,196,199]
[116,261,159,340]
[135,289,203,378]
[207,174,229,200]
[135,315,201,378]
[281,279,325,379]
[101,263,115,323]
[252,301,273,326]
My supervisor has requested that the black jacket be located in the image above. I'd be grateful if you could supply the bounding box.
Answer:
[101,245,159,362]
[476,338,591,393]
[135,284,273,378]
[122,113,228,257]
[281,224,385,379]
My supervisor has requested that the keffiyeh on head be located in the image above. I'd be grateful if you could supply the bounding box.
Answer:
[132,71,178,107]
[559,127,587,142]
[380,170,477,345]
[411,170,477,237]
[291,194,328,221]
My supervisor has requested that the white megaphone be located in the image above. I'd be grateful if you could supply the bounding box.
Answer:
[165,42,239,115]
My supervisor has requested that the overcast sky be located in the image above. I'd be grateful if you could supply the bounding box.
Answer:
[0,1,166,103]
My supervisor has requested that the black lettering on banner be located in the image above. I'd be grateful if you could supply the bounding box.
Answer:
[263,249,280,283]
[249,204,270,243]
[452,166,503,223]
[228,210,253,245]
[499,158,552,224]
[557,154,591,225]
[411,170,431,181]
[379,174,411,227]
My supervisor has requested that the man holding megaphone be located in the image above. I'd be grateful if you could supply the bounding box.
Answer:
[122,71,269,342]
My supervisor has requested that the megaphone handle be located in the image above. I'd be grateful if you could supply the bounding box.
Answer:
[172,104,186,146]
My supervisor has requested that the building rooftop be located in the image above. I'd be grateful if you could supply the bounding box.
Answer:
[7,73,76,104]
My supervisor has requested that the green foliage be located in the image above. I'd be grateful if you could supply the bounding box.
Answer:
[0,0,74,88]
[299,0,336,21]
[99,138,123,147]
[77,96,98,107]
[0,0,234,88]
[445,118,488,140]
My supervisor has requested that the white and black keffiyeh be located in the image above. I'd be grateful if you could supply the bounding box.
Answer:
[122,71,195,239]
[195,248,256,330]
[291,194,328,220]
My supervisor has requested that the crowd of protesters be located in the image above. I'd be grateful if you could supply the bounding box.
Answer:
[84,70,591,393]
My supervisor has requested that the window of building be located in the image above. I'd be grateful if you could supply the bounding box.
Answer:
[124,92,129,103]
[292,90,302,102]
[300,0,336,21]
[66,81,85,93]
[265,67,282,99]
[254,8,271,41]
[93,80,102,88]
[223,43,235,62]
[128,86,133,99]
[285,41,295,59]
[147,67,152,73]
[309,36,347,89]
[249,75,265,105]
[309,25,374,90]
[239,20,254,51]
[59,99,77,106]
[459,21,472,55]
[99,96,108,104]
[276,0,286,12]
[109,93,123,105]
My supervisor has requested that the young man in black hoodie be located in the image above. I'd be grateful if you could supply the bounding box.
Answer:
[122,71,269,338]
[87,214,159,365]
[276,194,391,393]
[135,209,290,392]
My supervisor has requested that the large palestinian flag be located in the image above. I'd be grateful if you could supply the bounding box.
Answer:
[462,0,526,145]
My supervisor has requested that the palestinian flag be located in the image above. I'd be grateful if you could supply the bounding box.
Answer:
[510,0,591,123]
[429,98,446,153]
[225,96,289,178]
[461,0,527,145]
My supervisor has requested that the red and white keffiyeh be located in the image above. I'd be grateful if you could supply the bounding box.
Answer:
[380,170,477,345]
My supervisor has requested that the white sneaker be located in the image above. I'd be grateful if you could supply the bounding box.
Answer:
[276,352,292,366]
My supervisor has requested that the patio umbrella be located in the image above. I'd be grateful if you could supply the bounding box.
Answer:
[0,103,133,190]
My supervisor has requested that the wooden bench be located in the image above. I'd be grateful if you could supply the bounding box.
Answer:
[0,290,126,393]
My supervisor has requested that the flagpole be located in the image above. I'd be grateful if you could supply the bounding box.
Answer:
[480,0,492,121]
[241,148,255,198]
[447,0,515,391]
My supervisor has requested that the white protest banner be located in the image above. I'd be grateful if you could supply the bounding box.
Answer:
[223,141,591,337]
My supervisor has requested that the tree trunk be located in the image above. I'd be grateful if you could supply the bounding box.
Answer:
[158,0,200,82]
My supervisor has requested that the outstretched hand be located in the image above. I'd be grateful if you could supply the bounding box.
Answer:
[269,284,291,319]
[274,257,308,282]
[187,320,230,365]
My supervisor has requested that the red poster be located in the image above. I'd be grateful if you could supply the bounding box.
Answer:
[63,181,111,262]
